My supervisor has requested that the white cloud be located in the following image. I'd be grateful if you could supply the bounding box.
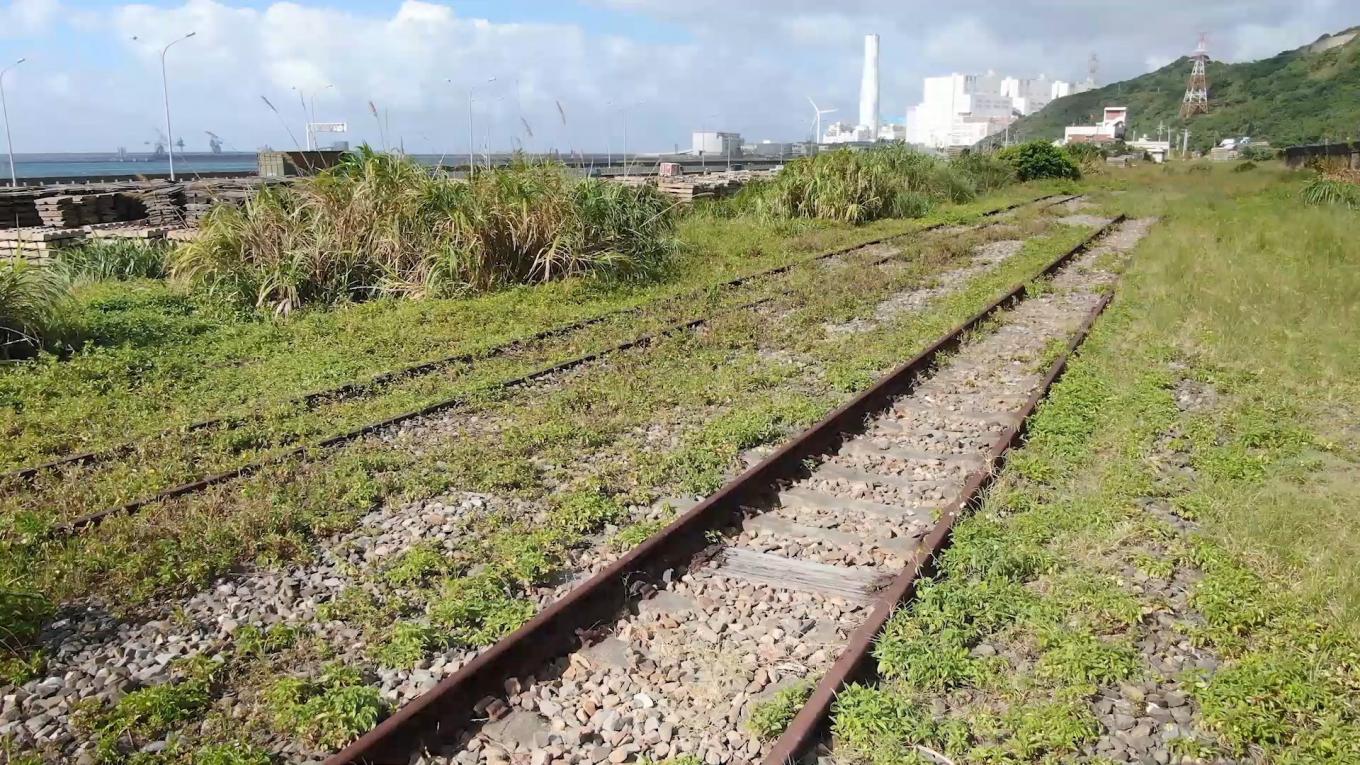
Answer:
[0,0,60,36]
[1,0,1356,152]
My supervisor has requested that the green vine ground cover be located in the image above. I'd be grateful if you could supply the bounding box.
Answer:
[829,164,1360,763]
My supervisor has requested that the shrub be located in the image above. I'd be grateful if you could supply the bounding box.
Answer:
[173,148,677,314]
[1239,145,1275,162]
[1062,142,1104,172]
[1299,176,1360,209]
[1234,161,1258,173]
[998,141,1082,181]
[0,259,69,357]
[752,146,977,223]
[951,152,1017,193]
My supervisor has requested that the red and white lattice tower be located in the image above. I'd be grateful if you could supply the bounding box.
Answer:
[1180,34,1210,118]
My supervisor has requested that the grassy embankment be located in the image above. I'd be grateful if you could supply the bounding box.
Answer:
[826,163,1360,763]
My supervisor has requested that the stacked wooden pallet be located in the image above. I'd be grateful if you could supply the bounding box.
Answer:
[0,190,42,229]
[35,193,121,228]
[650,169,776,203]
[85,224,171,241]
[0,227,86,260]
[139,184,185,226]
[183,179,264,225]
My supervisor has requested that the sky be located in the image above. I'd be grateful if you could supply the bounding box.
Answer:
[0,0,1354,154]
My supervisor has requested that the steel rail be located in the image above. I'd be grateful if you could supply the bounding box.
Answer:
[761,266,1121,765]
[4,194,1067,485]
[324,213,1126,765]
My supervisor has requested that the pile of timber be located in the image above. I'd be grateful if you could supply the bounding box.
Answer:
[139,184,185,226]
[35,193,121,228]
[0,190,43,229]
[183,178,277,225]
[611,169,778,203]
[0,227,86,260]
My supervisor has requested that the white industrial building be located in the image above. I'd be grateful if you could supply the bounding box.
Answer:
[691,131,742,157]
[906,71,1076,150]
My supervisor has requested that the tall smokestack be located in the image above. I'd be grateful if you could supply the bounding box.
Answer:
[859,33,880,140]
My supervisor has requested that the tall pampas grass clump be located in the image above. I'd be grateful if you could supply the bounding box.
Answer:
[173,147,677,314]
[0,258,69,357]
[753,146,981,224]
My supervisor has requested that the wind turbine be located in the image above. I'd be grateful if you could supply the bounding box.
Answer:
[807,97,836,145]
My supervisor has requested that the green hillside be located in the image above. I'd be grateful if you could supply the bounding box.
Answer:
[995,28,1360,152]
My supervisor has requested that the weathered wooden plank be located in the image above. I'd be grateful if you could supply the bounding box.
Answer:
[839,439,989,467]
[777,487,935,519]
[714,547,883,602]
[744,513,919,558]
[811,463,959,493]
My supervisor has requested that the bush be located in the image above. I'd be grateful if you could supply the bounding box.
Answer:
[998,141,1082,181]
[0,259,70,357]
[1234,161,1258,173]
[1062,142,1104,172]
[1239,145,1275,162]
[951,152,1017,193]
[752,146,978,224]
[1299,176,1360,209]
[173,148,678,314]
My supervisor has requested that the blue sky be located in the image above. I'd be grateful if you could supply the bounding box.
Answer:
[0,0,1354,154]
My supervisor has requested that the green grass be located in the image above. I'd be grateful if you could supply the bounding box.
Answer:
[0,184,1041,473]
[746,680,814,740]
[831,163,1360,763]
[264,663,386,750]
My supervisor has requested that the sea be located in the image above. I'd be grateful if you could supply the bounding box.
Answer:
[6,152,260,182]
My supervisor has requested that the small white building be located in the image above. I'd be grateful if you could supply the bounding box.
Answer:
[1129,136,1171,163]
[1062,107,1128,145]
[692,131,742,157]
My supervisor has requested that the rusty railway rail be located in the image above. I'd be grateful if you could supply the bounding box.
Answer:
[3,194,1068,485]
[325,213,1126,765]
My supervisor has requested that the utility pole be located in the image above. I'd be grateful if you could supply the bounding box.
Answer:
[158,32,196,181]
[0,58,24,188]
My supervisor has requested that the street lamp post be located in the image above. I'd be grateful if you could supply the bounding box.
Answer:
[159,32,196,181]
[1,58,24,188]
[467,76,496,175]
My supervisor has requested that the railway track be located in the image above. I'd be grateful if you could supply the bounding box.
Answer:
[321,213,1144,765]
[2,194,1068,486]
[11,195,1078,537]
